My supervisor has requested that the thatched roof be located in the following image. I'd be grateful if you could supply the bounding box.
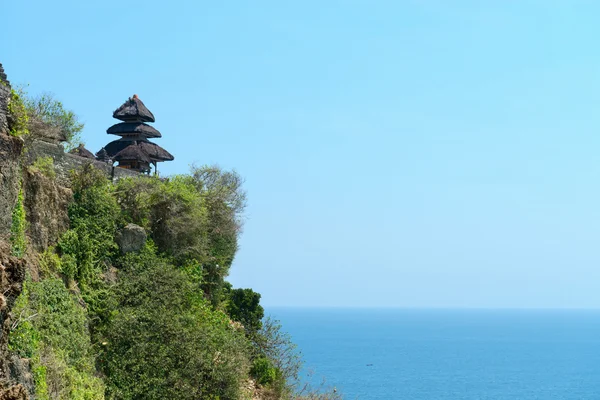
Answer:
[107,122,162,138]
[113,144,151,163]
[138,141,174,161]
[69,144,95,159]
[113,95,155,123]
[104,139,174,162]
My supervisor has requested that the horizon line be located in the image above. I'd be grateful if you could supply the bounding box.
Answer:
[263,305,600,311]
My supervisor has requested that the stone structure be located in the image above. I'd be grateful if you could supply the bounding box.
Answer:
[26,140,140,187]
[100,95,174,174]
[115,223,147,254]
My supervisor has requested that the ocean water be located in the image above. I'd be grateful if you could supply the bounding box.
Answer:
[269,308,600,400]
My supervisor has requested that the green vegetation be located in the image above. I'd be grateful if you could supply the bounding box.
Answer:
[9,278,104,400]
[7,85,83,149]
[100,247,250,399]
[23,90,84,150]
[7,87,29,137]
[226,287,265,336]
[7,162,339,399]
[10,185,26,257]
[29,156,56,179]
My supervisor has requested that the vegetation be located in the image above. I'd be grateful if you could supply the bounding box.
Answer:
[6,85,83,149]
[10,185,26,257]
[100,247,250,399]
[23,91,83,149]
[28,156,56,179]
[8,277,104,400]
[226,287,265,336]
[6,160,338,399]
[7,87,29,137]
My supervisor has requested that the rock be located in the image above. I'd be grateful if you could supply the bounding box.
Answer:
[115,224,147,254]
[7,356,33,399]
[0,63,11,137]
[23,171,72,252]
[0,383,29,400]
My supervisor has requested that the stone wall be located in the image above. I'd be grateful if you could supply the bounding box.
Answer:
[26,140,141,186]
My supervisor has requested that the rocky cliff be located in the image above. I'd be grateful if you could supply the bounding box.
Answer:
[0,64,29,400]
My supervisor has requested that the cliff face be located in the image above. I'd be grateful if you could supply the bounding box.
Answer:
[0,64,10,136]
[0,64,29,400]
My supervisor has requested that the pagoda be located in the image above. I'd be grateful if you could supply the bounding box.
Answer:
[98,95,174,174]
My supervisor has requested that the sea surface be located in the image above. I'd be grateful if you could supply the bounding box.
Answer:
[268,308,600,400]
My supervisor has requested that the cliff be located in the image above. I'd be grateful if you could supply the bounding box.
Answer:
[0,63,338,400]
[0,64,29,400]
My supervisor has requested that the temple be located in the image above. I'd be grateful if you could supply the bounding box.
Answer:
[98,95,174,174]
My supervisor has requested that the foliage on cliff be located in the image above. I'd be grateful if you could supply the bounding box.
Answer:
[7,161,340,399]
[10,185,26,257]
[7,86,82,149]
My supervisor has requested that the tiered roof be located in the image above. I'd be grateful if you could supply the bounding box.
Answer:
[98,95,174,172]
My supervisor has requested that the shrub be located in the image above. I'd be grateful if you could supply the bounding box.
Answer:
[251,357,278,386]
[22,90,84,150]
[28,156,56,179]
[114,167,247,306]
[38,247,61,277]
[9,278,104,400]
[226,287,264,335]
[10,186,26,258]
[60,164,120,286]
[100,248,251,399]
[7,88,29,137]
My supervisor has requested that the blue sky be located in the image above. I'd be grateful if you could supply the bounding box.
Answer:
[4,1,600,307]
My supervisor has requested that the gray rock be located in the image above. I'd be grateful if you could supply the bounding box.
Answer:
[115,223,147,254]
[8,355,34,398]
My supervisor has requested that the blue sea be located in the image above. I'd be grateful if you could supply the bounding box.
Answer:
[269,308,600,400]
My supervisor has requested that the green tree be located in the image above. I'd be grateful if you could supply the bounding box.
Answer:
[23,91,84,150]
[191,165,246,304]
[226,287,264,335]
[115,166,247,306]
[100,248,250,400]
[60,164,119,286]
[9,278,104,400]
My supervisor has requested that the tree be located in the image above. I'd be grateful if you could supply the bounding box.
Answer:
[226,288,264,335]
[191,165,247,304]
[18,87,84,150]
[100,249,250,400]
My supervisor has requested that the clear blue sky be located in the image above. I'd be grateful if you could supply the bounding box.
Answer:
[4,1,600,308]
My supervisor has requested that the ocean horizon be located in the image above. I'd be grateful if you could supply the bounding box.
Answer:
[268,307,600,399]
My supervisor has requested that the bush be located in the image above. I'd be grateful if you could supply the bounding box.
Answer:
[23,90,84,150]
[115,166,247,306]
[6,88,29,137]
[100,247,251,399]
[60,165,120,286]
[251,357,278,386]
[9,278,104,400]
[10,186,26,258]
[29,156,56,179]
[226,287,264,335]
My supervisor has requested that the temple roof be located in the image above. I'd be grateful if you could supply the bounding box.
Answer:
[113,95,155,123]
[113,143,152,163]
[69,144,95,159]
[104,139,174,162]
[107,122,162,138]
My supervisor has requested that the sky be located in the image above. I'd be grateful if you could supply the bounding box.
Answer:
[4,1,600,308]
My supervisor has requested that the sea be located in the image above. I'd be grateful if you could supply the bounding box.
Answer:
[268,308,600,400]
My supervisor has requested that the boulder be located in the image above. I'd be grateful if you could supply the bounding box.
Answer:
[115,223,147,254]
